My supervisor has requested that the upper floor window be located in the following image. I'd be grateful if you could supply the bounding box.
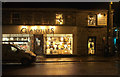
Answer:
[88,13,107,26]
[88,15,96,26]
[11,13,20,24]
[56,14,63,25]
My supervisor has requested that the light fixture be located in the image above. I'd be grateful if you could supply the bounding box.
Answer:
[98,13,102,17]
[31,26,37,29]
[40,26,46,29]
[22,26,27,29]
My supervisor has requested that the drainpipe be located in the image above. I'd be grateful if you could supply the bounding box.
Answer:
[107,2,113,56]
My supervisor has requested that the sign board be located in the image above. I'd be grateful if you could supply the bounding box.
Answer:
[20,26,55,34]
[97,14,107,26]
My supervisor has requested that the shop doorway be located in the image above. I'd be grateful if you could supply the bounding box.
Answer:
[88,37,96,55]
[34,34,44,55]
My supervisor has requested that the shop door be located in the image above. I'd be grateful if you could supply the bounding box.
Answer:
[34,35,44,55]
[88,37,96,55]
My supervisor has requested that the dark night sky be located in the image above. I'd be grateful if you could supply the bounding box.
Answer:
[2,2,110,9]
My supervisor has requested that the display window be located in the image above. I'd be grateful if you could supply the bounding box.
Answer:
[2,34,33,51]
[44,34,73,55]
[88,37,96,55]
[88,15,96,26]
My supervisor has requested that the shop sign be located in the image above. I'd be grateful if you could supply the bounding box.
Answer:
[97,13,107,26]
[20,26,54,34]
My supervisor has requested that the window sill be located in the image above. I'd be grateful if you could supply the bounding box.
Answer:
[87,25,107,28]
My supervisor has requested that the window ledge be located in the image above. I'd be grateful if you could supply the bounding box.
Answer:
[87,25,107,28]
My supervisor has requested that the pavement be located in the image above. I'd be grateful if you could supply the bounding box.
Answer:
[36,55,120,63]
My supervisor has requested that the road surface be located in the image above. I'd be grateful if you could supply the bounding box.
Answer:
[2,62,120,76]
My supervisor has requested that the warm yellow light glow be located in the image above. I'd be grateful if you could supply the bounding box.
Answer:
[64,44,67,48]
[3,38,9,41]
[31,26,37,29]
[61,37,63,41]
[65,51,67,52]
[40,26,46,29]
[111,1,113,4]
[48,37,51,40]
[10,38,14,40]
[45,34,73,55]
[98,13,102,17]
[60,42,63,45]
[22,26,27,29]
[54,45,57,48]
[49,26,55,29]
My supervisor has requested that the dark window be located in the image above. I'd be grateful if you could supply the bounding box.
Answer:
[11,13,20,24]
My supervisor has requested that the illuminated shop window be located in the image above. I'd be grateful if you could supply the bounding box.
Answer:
[44,34,73,55]
[56,14,63,25]
[2,34,33,51]
[88,15,96,26]
[88,37,95,55]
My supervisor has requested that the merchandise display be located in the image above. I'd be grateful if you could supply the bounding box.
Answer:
[45,34,73,54]
[2,34,33,51]
[88,38,95,54]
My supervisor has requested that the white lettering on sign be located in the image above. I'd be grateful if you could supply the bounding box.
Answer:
[20,28,54,34]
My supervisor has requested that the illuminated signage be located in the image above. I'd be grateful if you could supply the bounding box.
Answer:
[20,26,55,34]
[97,13,107,26]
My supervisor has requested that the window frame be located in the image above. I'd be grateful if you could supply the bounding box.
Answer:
[55,13,64,25]
[88,14,97,26]
[11,12,20,24]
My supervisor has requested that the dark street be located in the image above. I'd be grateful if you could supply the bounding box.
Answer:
[2,62,120,75]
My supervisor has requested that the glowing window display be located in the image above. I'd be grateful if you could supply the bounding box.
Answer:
[2,34,33,51]
[88,15,96,26]
[88,37,96,55]
[56,14,63,25]
[44,34,73,55]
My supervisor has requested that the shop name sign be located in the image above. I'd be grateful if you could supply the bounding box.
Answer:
[20,26,55,34]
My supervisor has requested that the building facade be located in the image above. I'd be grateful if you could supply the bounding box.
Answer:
[2,8,113,56]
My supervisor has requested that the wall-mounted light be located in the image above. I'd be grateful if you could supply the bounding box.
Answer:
[40,26,46,29]
[31,26,37,29]
[111,1,113,4]
[98,13,102,17]
[21,26,27,29]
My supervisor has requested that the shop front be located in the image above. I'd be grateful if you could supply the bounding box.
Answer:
[2,25,77,56]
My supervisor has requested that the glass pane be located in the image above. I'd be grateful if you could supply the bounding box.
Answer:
[88,37,95,54]
[56,14,63,25]
[88,15,96,26]
[2,34,33,51]
[44,34,73,55]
